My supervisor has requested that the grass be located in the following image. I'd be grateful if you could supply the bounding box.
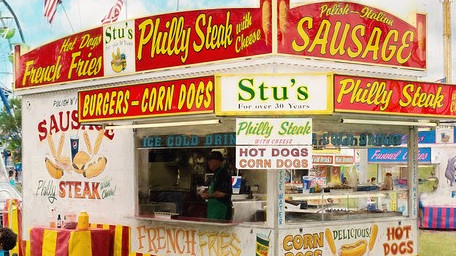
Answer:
[419,229,456,255]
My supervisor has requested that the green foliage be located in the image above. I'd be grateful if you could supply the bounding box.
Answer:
[0,97,21,162]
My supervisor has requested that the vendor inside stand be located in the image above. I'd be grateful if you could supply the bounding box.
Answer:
[136,123,267,223]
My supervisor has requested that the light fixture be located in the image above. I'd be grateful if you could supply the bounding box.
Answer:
[105,119,221,130]
[340,119,438,127]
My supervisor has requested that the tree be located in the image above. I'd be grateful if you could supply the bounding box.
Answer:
[0,97,22,163]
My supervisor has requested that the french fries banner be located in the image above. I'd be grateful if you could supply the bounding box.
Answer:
[21,89,135,239]
[279,219,418,256]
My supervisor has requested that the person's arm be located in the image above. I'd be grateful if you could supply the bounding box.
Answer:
[200,189,226,199]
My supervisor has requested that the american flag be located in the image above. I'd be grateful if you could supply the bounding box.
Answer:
[101,0,124,24]
[44,0,61,24]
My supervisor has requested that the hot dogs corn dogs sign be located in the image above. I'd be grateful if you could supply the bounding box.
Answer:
[14,1,272,90]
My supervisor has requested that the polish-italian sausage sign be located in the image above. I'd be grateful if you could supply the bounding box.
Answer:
[78,76,214,122]
[334,74,456,118]
[277,0,426,69]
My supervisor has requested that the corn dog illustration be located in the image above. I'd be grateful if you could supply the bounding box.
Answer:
[261,0,271,45]
[84,156,107,178]
[338,240,367,256]
[57,132,65,157]
[325,228,336,255]
[93,129,105,155]
[47,134,57,159]
[369,224,378,251]
[83,131,93,155]
[279,0,288,45]
[45,157,64,179]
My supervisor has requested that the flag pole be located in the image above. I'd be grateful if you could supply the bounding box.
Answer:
[125,0,127,20]
[60,2,74,33]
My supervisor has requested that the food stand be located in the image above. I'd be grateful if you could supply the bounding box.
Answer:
[13,1,452,255]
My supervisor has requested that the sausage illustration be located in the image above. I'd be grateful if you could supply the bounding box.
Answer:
[47,134,57,159]
[261,0,271,45]
[57,132,65,157]
[93,129,105,155]
[45,157,64,179]
[83,131,92,155]
[338,240,367,256]
[84,156,107,179]
[369,224,378,251]
[279,0,288,45]
[325,228,336,255]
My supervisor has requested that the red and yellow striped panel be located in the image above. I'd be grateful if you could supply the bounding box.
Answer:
[3,199,22,256]
[90,223,130,256]
[30,227,111,256]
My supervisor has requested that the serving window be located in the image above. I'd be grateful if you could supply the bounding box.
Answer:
[135,122,268,223]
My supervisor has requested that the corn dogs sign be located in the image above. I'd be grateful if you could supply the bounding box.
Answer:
[335,74,456,118]
[78,76,214,122]
[278,0,426,69]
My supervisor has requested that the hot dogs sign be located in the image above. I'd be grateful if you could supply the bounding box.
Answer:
[280,222,417,256]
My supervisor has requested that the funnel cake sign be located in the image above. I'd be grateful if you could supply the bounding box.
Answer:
[334,74,456,118]
[278,1,426,69]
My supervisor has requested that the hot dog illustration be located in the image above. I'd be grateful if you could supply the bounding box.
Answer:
[45,157,64,179]
[338,240,367,256]
[83,156,107,178]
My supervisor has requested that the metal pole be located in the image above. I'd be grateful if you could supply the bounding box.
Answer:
[443,0,452,83]
[0,0,25,43]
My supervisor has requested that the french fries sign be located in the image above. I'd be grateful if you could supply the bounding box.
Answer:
[78,76,215,122]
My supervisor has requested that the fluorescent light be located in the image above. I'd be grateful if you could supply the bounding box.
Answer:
[105,119,221,130]
[341,119,438,127]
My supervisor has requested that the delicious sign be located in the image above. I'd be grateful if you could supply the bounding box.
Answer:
[78,76,214,122]
[278,1,426,69]
[334,74,456,118]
